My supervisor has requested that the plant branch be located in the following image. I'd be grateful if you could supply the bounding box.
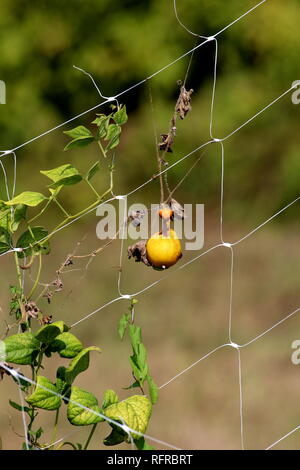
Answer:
[83,423,97,450]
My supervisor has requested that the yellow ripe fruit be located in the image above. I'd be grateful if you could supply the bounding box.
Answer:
[146,229,182,269]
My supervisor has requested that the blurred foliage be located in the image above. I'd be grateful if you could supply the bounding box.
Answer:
[0,0,299,222]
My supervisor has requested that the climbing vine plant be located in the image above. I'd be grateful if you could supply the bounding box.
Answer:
[0,105,158,450]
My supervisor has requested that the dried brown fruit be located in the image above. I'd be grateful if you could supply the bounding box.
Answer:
[128,240,152,267]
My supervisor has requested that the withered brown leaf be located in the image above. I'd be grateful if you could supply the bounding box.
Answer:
[127,240,152,267]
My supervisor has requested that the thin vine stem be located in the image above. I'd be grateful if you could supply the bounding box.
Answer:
[14,250,23,290]
[27,252,42,300]
[83,423,97,450]
[50,408,60,449]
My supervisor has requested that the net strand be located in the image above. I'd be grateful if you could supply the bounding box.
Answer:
[1,0,298,450]
[0,0,269,158]
[0,363,181,450]
[173,0,268,39]
[266,424,300,450]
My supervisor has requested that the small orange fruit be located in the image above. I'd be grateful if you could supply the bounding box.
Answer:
[159,207,174,220]
[146,229,182,269]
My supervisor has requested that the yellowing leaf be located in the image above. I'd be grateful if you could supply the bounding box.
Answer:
[104,395,152,439]
[26,376,61,410]
[67,386,103,426]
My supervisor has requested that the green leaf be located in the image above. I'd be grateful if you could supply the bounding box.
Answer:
[35,321,69,344]
[106,124,121,140]
[67,386,103,426]
[26,376,61,410]
[123,380,140,390]
[118,313,130,340]
[55,366,69,396]
[102,389,119,410]
[92,114,111,139]
[105,124,121,150]
[147,374,159,404]
[11,205,27,232]
[134,437,155,450]
[104,395,152,440]
[50,174,82,189]
[0,227,12,254]
[64,346,101,385]
[85,161,100,181]
[30,427,43,439]
[41,164,81,187]
[63,126,94,151]
[1,332,40,365]
[135,342,147,373]
[128,325,148,383]
[9,400,31,413]
[129,355,148,383]
[64,138,94,151]
[0,206,10,232]
[16,226,50,258]
[113,105,128,125]
[64,126,92,139]
[41,163,83,188]
[128,325,142,356]
[50,332,83,358]
[5,192,47,207]
[103,427,126,446]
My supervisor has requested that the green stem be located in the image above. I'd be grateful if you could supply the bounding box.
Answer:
[53,198,70,217]
[27,405,36,444]
[27,252,42,300]
[40,185,112,247]
[83,423,97,450]
[35,349,44,376]
[14,251,23,290]
[57,441,78,450]
[97,140,107,159]
[31,364,36,392]
[50,408,60,449]
[86,179,101,199]
[30,161,114,250]
[28,197,53,224]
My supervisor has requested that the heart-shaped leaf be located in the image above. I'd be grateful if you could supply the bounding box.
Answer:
[35,321,69,344]
[104,395,152,439]
[26,376,61,410]
[50,332,83,358]
[63,126,94,151]
[1,332,40,365]
[41,164,82,189]
[67,386,103,426]
[102,389,119,410]
[64,346,101,385]
[64,126,92,139]
[16,226,50,258]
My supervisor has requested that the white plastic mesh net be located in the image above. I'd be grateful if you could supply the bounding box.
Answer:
[1,0,300,450]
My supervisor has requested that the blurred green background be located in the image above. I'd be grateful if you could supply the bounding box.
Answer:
[1,0,300,450]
